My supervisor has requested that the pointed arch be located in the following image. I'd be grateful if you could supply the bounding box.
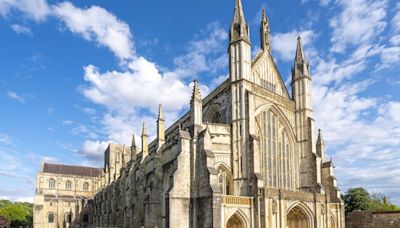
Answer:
[204,103,222,123]
[216,163,233,195]
[255,103,298,190]
[286,201,314,227]
[254,103,296,143]
[225,209,249,228]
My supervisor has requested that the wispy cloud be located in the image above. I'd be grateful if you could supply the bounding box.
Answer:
[329,0,388,53]
[0,0,50,21]
[0,133,13,145]
[7,91,25,103]
[271,30,317,62]
[11,24,32,36]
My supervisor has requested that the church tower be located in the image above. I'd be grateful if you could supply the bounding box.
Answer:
[291,36,321,192]
[229,0,251,195]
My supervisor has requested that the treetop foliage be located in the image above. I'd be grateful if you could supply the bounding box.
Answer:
[0,200,33,226]
[343,187,400,214]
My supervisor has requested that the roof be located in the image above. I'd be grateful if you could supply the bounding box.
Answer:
[42,163,102,177]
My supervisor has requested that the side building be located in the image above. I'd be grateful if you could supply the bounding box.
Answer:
[33,163,102,228]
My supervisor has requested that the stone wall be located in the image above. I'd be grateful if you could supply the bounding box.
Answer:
[346,210,400,228]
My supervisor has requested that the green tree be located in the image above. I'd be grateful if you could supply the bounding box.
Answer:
[343,188,400,213]
[0,200,33,226]
[369,192,400,212]
[343,188,371,213]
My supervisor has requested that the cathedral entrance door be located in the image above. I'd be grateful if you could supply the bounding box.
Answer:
[226,213,244,228]
[287,206,309,228]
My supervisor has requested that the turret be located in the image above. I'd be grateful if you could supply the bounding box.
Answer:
[291,36,319,192]
[229,0,251,195]
[157,104,165,147]
[229,0,251,82]
[141,122,148,163]
[260,8,271,53]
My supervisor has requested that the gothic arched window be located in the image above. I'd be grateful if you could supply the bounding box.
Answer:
[217,166,232,195]
[49,179,56,189]
[259,109,294,190]
[65,181,72,190]
[83,182,89,191]
[48,213,54,223]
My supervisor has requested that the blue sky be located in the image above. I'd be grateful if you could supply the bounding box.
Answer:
[0,0,399,204]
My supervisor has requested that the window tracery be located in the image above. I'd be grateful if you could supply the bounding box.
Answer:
[259,109,293,190]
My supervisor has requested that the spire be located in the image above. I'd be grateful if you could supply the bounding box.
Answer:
[141,122,148,162]
[158,104,164,121]
[157,104,165,146]
[191,80,202,102]
[130,133,137,161]
[230,0,249,42]
[233,0,246,24]
[295,36,306,64]
[316,129,325,161]
[317,129,324,146]
[260,7,271,52]
[190,80,203,132]
[131,133,136,148]
[292,35,310,82]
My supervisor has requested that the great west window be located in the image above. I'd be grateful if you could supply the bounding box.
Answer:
[257,109,295,190]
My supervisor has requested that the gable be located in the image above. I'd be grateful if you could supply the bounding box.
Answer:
[251,50,290,99]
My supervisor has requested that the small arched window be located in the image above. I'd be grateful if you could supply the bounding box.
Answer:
[83,182,89,191]
[217,166,232,195]
[49,179,56,189]
[65,181,72,190]
[48,213,54,223]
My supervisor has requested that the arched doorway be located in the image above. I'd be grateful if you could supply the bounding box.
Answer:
[287,206,309,228]
[226,213,244,228]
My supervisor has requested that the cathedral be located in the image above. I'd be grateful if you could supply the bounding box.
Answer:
[34,0,345,227]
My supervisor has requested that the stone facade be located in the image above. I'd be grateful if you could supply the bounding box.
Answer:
[35,1,346,227]
[33,163,102,228]
[346,211,400,228]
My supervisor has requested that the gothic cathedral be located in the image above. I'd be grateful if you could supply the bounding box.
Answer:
[34,0,346,227]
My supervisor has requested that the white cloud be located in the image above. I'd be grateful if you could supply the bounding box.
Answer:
[77,22,226,160]
[271,30,316,61]
[41,156,58,163]
[82,59,192,113]
[62,120,74,125]
[7,91,25,103]
[11,24,32,35]
[172,22,228,78]
[0,0,49,21]
[390,35,400,46]
[379,47,400,69]
[52,2,134,60]
[392,3,400,32]
[329,0,388,53]
[80,140,110,161]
